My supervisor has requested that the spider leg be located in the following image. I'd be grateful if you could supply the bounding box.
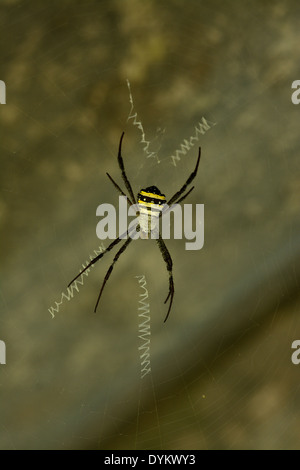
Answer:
[94,235,133,312]
[161,186,195,220]
[106,172,133,207]
[175,185,195,205]
[167,147,201,206]
[68,227,135,287]
[118,132,136,205]
[156,234,174,322]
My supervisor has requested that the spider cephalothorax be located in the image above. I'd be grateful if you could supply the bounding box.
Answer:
[68,132,201,322]
[138,186,166,204]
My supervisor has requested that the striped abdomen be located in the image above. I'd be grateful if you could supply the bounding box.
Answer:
[137,186,166,237]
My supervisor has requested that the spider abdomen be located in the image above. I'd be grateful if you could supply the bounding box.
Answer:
[137,186,166,237]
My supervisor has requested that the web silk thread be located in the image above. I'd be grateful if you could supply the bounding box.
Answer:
[135,275,152,379]
[170,117,217,166]
[48,244,105,318]
[126,79,160,163]
[126,80,216,167]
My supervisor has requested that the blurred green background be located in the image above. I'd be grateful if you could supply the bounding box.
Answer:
[0,0,300,450]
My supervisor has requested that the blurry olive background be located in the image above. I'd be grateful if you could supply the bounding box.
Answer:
[0,0,300,450]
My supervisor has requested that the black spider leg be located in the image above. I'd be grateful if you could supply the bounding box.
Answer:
[118,131,136,205]
[68,226,136,287]
[160,185,195,219]
[167,147,201,206]
[174,185,195,205]
[106,172,133,207]
[156,233,174,322]
[94,234,134,312]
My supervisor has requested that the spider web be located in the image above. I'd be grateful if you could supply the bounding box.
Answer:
[1,0,300,451]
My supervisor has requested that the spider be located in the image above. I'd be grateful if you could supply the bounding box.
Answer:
[68,132,201,322]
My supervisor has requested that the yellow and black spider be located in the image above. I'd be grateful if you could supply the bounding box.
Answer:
[68,132,201,322]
